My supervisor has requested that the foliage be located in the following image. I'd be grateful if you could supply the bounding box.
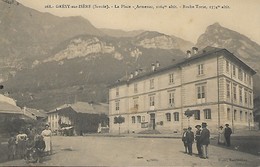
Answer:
[114,115,125,124]
[184,109,194,118]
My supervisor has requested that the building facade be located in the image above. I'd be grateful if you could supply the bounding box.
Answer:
[47,102,109,135]
[108,47,256,134]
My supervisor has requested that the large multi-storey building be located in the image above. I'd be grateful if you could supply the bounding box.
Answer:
[108,47,256,134]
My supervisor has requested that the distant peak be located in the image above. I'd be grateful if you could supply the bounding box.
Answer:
[212,22,221,27]
[206,22,223,31]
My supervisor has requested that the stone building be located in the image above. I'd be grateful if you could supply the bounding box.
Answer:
[108,46,256,134]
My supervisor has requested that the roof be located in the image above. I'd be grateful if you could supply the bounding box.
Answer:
[48,102,108,115]
[92,103,109,115]
[24,107,47,118]
[109,46,256,88]
[0,94,17,106]
[0,101,22,114]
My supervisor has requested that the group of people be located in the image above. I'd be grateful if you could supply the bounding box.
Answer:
[182,122,210,159]
[7,124,52,163]
[182,122,233,159]
[217,124,233,147]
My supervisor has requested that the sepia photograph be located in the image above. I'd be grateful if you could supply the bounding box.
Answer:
[0,0,260,166]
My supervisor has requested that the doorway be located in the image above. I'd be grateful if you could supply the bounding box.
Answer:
[150,113,156,130]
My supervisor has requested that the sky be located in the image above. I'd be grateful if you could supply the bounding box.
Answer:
[17,0,260,45]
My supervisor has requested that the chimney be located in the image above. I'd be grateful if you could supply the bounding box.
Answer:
[130,72,134,79]
[151,63,156,71]
[186,50,191,58]
[135,70,139,76]
[192,47,198,54]
[156,61,160,68]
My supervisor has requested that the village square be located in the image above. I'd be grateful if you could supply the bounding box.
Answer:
[0,134,260,166]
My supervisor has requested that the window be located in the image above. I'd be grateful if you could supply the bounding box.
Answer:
[232,65,236,77]
[249,91,252,106]
[198,64,204,75]
[133,98,139,109]
[142,116,145,122]
[245,112,248,122]
[137,116,141,123]
[234,110,237,121]
[115,101,119,111]
[249,113,252,122]
[173,112,179,121]
[227,108,231,120]
[134,83,138,93]
[226,81,231,98]
[238,68,243,81]
[249,76,252,86]
[244,89,248,104]
[197,85,206,99]
[132,116,136,123]
[226,60,230,73]
[194,110,200,120]
[166,113,171,122]
[116,87,119,96]
[233,84,237,101]
[149,95,155,106]
[169,73,174,84]
[169,92,175,106]
[113,117,117,124]
[204,109,211,119]
[239,87,243,103]
[244,73,247,83]
[150,79,154,89]
[240,111,243,121]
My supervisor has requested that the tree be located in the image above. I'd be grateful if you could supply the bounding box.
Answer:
[184,109,194,127]
[114,115,125,135]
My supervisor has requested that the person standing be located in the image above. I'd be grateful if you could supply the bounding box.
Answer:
[186,127,194,156]
[16,131,27,159]
[181,128,188,153]
[41,124,52,155]
[199,122,210,159]
[7,133,16,160]
[195,125,202,157]
[218,126,225,145]
[35,135,46,163]
[224,124,232,147]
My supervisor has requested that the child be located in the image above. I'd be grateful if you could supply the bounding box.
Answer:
[8,133,16,160]
[34,135,46,163]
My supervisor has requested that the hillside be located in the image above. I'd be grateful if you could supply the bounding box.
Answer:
[196,22,260,95]
[2,1,260,111]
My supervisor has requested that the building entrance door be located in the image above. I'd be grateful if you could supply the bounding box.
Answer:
[150,113,156,130]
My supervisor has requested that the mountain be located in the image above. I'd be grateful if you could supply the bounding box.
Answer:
[2,29,187,110]
[5,1,260,111]
[100,28,145,38]
[196,22,260,95]
[1,0,190,110]
[134,31,194,52]
[0,0,104,81]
